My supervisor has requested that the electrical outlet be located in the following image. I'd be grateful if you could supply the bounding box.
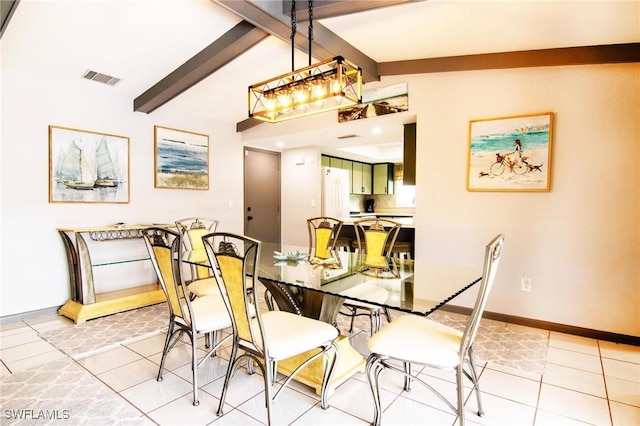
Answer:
[521,275,532,292]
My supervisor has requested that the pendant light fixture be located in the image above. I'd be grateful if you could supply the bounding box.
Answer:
[248,0,363,123]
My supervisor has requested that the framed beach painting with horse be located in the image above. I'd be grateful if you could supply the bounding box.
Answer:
[154,126,209,190]
[49,125,130,203]
[467,112,554,192]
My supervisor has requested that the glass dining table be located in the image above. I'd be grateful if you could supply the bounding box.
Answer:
[182,242,482,396]
[182,242,482,325]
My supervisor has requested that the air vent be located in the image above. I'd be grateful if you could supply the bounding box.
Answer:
[82,70,121,86]
[337,134,359,140]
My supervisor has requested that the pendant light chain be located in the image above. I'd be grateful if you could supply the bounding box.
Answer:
[308,0,313,66]
[290,0,297,72]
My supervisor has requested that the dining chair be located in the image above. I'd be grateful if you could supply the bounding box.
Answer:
[340,218,401,335]
[175,217,220,298]
[365,234,505,426]
[142,227,232,407]
[202,232,340,425]
[307,216,343,260]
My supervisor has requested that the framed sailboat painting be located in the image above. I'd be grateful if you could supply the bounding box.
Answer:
[49,125,130,203]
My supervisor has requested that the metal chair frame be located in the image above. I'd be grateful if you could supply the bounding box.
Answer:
[365,234,505,426]
[307,216,343,260]
[142,227,231,407]
[340,218,401,335]
[203,232,339,425]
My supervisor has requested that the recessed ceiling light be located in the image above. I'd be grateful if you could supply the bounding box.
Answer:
[372,127,382,135]
[276,141,285,148]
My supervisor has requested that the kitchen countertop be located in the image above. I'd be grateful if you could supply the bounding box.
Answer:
[342,215,414,227]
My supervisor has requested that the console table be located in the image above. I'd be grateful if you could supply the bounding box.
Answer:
[57,225,169,323]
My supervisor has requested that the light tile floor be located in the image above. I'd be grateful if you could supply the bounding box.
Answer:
[1,310,639,425]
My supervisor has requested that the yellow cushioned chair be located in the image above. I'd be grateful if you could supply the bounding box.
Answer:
[203,232,339,425]
[175,217,220,297]
[339,218,401,335]
[307,217,343,260]
[142,227,232,407]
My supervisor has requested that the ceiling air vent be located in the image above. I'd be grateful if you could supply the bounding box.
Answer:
[81,70,121,86]
[337,134,359,140]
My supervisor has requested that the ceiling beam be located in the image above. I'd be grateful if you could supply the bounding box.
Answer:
[214,0,379,83]
[379,43,640,75]
[133,21,268,114]
[284,0,421,21]
[0,0,20,39]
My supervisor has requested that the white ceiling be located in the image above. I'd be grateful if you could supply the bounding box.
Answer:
[4,0,638,163]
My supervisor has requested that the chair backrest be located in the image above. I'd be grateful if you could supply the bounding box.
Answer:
[307,217,343,259]
[142,227,192,325]
[460,234,505,357]
[176,217,219,279]
[354,218,401,269]
[202,232,265,351]
[175,217,220,251]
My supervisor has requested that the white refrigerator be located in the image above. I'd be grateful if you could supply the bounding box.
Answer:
[321,167,350,218]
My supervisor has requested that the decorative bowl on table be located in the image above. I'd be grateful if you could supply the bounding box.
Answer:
[273,250,307,262]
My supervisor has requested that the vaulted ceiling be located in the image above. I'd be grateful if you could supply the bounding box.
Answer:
[3,0,639,162]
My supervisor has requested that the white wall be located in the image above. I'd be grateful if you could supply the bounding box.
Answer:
[0,38,244,318]
[281,147,323,247]
[388,64,639,336]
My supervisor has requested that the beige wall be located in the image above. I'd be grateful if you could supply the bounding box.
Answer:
[389,64,640,336]
[280,63,639,336]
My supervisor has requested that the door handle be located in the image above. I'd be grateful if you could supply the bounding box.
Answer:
[247,216,253,221]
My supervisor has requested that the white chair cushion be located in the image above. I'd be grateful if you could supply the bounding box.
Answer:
[187,277,220,297]
[256,311,339,361]
[367,314,463,369]
[189,295,232,333]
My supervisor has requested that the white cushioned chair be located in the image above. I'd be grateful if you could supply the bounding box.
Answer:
[365,234,505,426]
[142,227,232,407]
[202,232,339,425]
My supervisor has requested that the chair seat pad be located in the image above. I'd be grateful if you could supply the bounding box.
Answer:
[368,314,462,368]
[187,277,220,297]
[257,311,339,361]
[190,295,231,333]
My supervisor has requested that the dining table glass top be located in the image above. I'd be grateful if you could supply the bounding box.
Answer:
[183,242,481,316]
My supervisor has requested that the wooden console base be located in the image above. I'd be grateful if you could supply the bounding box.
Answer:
[58,283,166,324]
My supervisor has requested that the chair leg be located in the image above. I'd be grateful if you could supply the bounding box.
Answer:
[366,354,385,426]
[319,341,339,410]
[190,331,200,406]
[383,307,392,323]
[370,309,382,336]
[403,361,412,391]
[456,364,465,426]
[263,358,274,426]
[348,305,356,333]
[217,342,239,417]
[157,322,176,382]
[468,347,485,416]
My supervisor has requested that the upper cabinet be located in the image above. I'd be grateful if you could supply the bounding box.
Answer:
[403,123,416,185]
[352,162,372,195]
[373,163,394,194]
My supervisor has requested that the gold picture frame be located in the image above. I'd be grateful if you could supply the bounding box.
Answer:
[154,125,209,190]
[49,125,130,203]
[467,112,554,192]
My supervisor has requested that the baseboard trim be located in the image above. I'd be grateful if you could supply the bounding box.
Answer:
[441,305,640,347]
[0,306,61,326]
